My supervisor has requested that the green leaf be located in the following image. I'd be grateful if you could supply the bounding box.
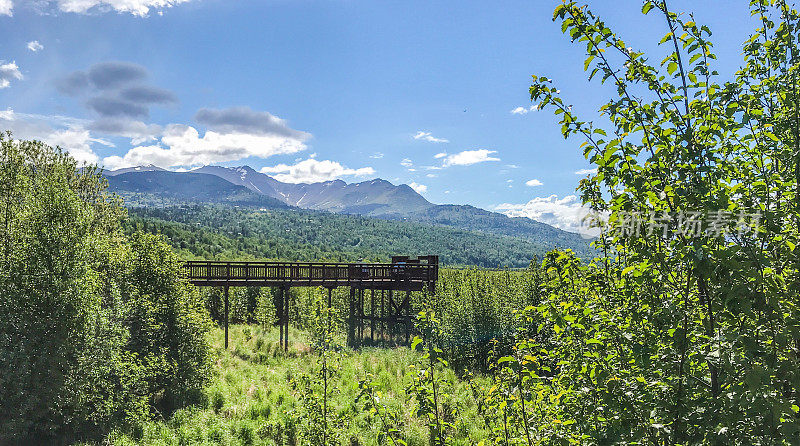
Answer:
[667,62,678,75]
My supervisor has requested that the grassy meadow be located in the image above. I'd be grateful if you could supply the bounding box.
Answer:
[98,324,489,446]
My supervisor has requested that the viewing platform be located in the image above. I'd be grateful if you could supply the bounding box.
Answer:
[182,255,438,292]
[182,256,439,350]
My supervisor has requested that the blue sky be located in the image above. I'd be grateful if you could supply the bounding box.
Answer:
[0,0,756,230]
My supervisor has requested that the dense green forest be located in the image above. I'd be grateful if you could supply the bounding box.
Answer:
[124,205,586,267]
[3,1,800,445]
[0,135,213,443]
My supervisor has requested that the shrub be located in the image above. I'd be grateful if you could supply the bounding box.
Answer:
[0,134,212,443]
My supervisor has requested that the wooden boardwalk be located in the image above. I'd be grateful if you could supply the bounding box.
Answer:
[182,256,438,292]
[182,256,438,350]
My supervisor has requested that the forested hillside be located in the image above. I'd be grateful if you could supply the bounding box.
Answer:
[105,167,591,253]
[125,205,590,266]
[106,171,289,208]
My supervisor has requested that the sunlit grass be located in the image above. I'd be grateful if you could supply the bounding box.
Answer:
[100,324,489,445]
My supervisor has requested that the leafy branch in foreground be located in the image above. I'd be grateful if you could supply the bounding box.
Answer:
[290,291,346,445]
[523,0,800,443]
[357,373,407,446]
[407,309,460,446]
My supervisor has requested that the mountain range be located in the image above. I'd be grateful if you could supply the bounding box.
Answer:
[103,165,591,255]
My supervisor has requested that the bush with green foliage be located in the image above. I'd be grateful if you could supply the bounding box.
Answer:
[505,0,800,443]
[0,134,212,443]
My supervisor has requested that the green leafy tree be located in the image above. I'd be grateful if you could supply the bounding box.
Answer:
[0,134,212,442]
[291,292,346,445]
[521,0,800,443]
[407,309,460,445]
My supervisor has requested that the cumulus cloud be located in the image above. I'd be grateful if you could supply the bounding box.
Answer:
[496,195,599,238]
[56,61,178,142]
[0,110,105,165]
[434,152,446,159]
[55,71,90,96]
[442,149,500,167]
[0,61,23,89]
[45,128,103,164]
[56,62,172,121]
[525,179,543,187]
[27,41,44,52]
[119,85,177,104]
[88,118,161,145]
[0,0,11,16]
[104,123,309,170]
[510,105,539,115]
[408,182,427,194]
[53,0,193,16]
[87,95,149,118]
[260,158,374,184]
[195,106,309,140]
[87,61,148,90]
[413,131,448,143]
[575,168,598,175]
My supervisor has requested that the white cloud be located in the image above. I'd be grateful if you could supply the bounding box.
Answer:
[525,179,543,187]
[370,152,384,159]
[510,105,538,115]
[426,173,436,178]
[0,61,23,89]
[413,131,449,143]
[496,194,599,238]
[27,41,44,52]
[54,0,193,16]
[44,128,101,164]
[102,107,310,169]
[0,0,11,16]
[89,118,162,145]
[400,158,413,168]
[409,182,427,194]
[575,168,598,175]
[104,123,308,170]
[442,149,499,167]
[260,158,374,184]
[0,109,104,165]
[434,152,447,159]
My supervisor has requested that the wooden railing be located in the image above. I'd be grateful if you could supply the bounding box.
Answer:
[182,259,438,290]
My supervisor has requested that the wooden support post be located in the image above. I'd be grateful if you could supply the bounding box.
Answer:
[348,287,356,347]
[327,287,333,344]
[224,286,229,349]
[278,287,284,351]
[358,288,364,343]
[358,289,364,343]
[380,289,385,345]
[370,289,376,344]
[283,287,290,351]
[405,290,411,345]
[388,290,394,344]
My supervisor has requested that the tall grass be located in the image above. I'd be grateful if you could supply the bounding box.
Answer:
[96,324,490,445]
